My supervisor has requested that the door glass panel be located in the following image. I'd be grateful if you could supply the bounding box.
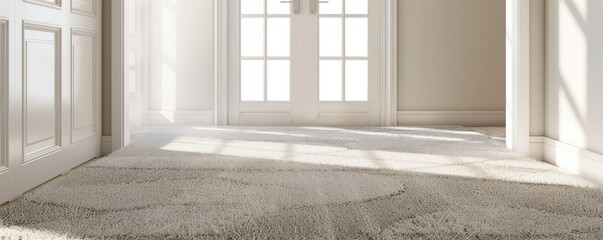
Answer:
[320,0,343,14]
[241,60,265,101]
[267,0,291,14]
[241,18,264,57]
[240,0,292,102]
[267,18,290,57]
[267,60,290,101]
[319,0,369,102]
[319,60,343,101]
[319,18,342,57]
[345,60,368,101]
[241,0,264,14]
[345,0,368,14]
[345,18,367,57]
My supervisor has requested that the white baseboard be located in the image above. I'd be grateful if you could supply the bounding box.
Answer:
[397,111,505,127]
[529,136,545,160]
[101,136,112,156]
[142,111,214,126]
[531,136,603,185]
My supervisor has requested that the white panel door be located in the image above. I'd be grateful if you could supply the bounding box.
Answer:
[0,0,15,204]
[0,0,102,202]
[229,0,382,125]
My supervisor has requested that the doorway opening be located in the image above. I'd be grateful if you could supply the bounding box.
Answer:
[114,0,528,155]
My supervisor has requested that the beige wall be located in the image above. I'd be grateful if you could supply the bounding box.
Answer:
[397,0,506,116]
[546,0,603,154]
[530,0,546,136]
[102,0,111,136]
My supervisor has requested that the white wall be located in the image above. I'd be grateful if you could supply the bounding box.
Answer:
[544,0,603,184]
[143,0,214,125]
[397,0,506,126]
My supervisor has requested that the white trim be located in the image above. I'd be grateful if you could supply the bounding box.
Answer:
[529,136,545,160]
[214,0,228,126]
[506,0,530,155]
[100,136,112,155]
[381,0,397,126]
[142,111,214,126]
[532,137,603,186]
[111,0,126,151]
[397,111,506,127]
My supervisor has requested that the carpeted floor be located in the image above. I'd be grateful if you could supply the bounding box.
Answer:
[1,126,602,239]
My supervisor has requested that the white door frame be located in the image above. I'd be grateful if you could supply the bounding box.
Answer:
[111,0,530,155]
[381,0,397,126]
[506,0,530,156]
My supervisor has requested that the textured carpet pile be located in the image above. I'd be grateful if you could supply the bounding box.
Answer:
[1,126,602,239]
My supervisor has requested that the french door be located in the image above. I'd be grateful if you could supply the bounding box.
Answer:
[228,0,382,126]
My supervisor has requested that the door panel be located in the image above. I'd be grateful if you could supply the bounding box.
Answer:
[24,0,61,9]
[71,30,97,143]
[0,0,102,203]
[230,0,382,126]
[23,23,61,162]
[72,0,96,17]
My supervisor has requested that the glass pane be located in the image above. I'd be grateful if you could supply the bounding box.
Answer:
[319,60,343,101]
[345,18,368,57]
[241,60,264,101]
[345,0,368,14]
[319,18,342,57]
[345,60,368,101]
[267,0,291,14]
[241,0,264,14]
[267,18,290,57]
[319,0,342,14]
[267,60,290,101]
[241,18,264,57]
